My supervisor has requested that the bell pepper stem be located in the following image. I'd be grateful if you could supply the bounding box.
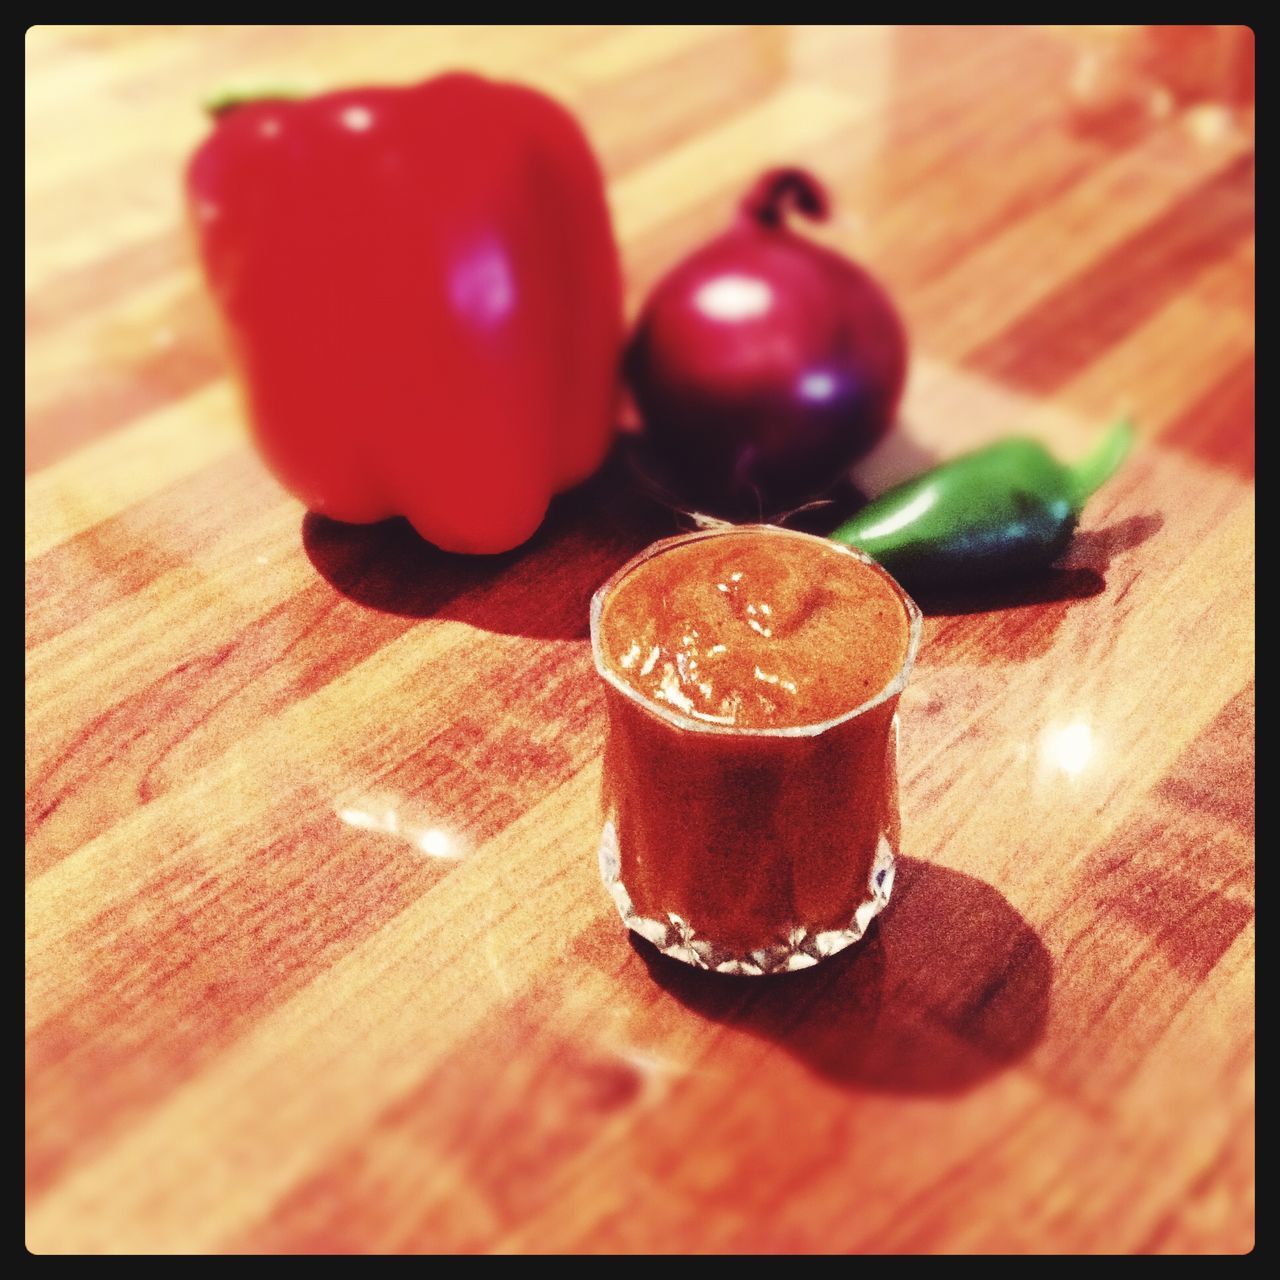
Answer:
[204,85,307,118]
[1065,418,1135,513]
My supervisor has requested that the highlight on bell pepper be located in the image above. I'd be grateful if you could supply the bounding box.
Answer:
[187,73,623,554]
[830,419,1135,589]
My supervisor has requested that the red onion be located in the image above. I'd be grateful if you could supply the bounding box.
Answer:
[624,168,907,518]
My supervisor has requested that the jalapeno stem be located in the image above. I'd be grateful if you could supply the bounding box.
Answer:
[1065,418,1135,514]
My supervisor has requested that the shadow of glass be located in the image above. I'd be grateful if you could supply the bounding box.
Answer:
[301,448,675,641]
[631,855,1052,1094]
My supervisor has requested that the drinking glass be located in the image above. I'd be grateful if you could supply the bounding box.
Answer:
[590,526,922,976]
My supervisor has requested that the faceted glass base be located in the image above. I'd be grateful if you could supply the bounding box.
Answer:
[598,820,896,976]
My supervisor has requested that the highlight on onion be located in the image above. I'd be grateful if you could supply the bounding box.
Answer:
[623,168,908,519]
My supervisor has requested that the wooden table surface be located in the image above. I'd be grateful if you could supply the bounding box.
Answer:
[26,25,1255,1254]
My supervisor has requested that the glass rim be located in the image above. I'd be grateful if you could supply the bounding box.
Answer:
[589,524,923,739]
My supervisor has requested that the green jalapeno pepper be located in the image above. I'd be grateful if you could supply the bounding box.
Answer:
[830,419,1134,589]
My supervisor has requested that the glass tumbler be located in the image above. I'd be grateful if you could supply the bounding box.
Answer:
[590,526,922,976]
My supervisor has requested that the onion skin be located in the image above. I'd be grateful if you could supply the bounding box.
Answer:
[624,168,908,518]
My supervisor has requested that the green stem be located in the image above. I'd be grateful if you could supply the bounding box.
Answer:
[1065,418,1135,513]
[204,85,307,119]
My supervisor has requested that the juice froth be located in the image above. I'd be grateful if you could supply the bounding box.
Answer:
[599,528,911,729]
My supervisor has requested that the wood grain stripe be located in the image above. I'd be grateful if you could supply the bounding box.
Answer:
[24,382,241,561]
[913,126,1251,360]
[26,764,605,1254]
[963,154,1254,393]
[1160,353,1255,477]
[1029,684,1253,1109]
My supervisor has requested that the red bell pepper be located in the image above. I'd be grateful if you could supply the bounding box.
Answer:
[186,74,623,554]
